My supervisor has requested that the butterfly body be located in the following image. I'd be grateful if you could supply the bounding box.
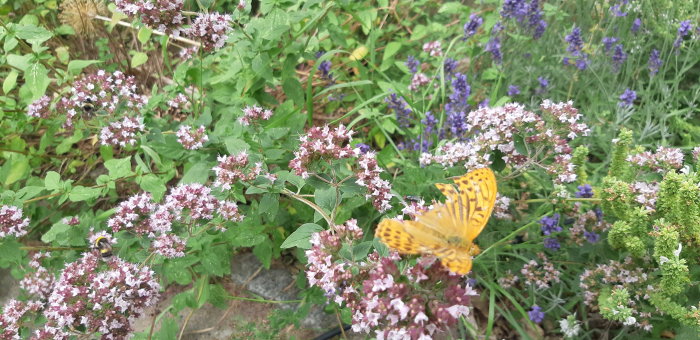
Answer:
[376,168,497,275]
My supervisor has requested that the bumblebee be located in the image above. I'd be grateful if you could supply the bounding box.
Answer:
[94,236,113,258]
[81,98,96,119]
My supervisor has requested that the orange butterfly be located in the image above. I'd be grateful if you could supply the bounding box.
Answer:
[375,168,497,275]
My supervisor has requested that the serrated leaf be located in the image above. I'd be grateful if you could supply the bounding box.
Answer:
[280,223,324,249]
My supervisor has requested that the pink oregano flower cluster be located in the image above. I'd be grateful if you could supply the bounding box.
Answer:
[627,146,684,173]
[579,257,654,331]
[305,220,478,339]
[38,253,160,340]
[289,125,395,212]
[176,125,209,150]
[0,205,30,239]
[107,185,243,258]
[213,151,263,190]
[115,0,185,34]
[239,105,273,126]
[0,299,44,339]
[100,116,145,147]
[420,101,589,184]
[182,13,233,51]
[115,1,232,52]
[53,70,146,128]
[289,124,357,179]
[19,252,55,300]
[356,152,394,212]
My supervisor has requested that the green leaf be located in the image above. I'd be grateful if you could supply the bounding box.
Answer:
[352,241,373,260]
[259,193,279,221]
[3,70,18,94]
[131,52,148,68]
[104,157,133,179]
[25,63,50,99]
[282,77,304,106]
[513,134,528,155]
[15,24,52,44]
[140,145,162,166]
[280,223,323,249]
[67,60,101,75]
[251,54,272,81]
[373,238,389,257]
[137,26,152,44]
[2,156,29,186]
[382,42,402,64]
[55,129,83,154]
[0,238,24,268]
[41,222,70,243]
[438,2,466,14]
[253,239,273,269]
[44,171,61,191]
[68,186,102,202]
[314,187,336,213]
[139,174,166,201]
[16,186,44,200]
[224,137,250,154]
[180,162,211,184]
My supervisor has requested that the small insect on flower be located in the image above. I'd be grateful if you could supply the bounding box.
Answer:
[94,236,113,258]
[376,168,497,275]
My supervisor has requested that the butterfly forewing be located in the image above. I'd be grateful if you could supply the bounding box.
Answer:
[456,168,497,241]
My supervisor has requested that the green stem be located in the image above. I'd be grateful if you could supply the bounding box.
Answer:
[523,197,602,204]
[226,294,302,304]
[474,220,539,261]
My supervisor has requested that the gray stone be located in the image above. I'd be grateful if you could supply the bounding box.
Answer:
[0,268,20,306]
[231,252,337,331]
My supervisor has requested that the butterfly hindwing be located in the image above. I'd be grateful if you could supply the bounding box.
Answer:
[376,219,449,255]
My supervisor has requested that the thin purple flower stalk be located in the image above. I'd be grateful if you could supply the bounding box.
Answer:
[486,37,502,64]
[648,49,662,76]
[508,85,521,96]
[405,56,420,74]
[602,37,618,52]
[463,14,483,39]
[674,20,693,49]
[631,18,642,34]
[611,44,627,72]
[618,88,636,107]
[565,26,584,56]
[540,213,561,235]
[445,73,470,114]
[544,237,561,250]
[386,93,413,128]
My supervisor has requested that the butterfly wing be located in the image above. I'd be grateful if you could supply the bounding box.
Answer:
[375,218,448,255]
[376,218,473,274]
[426,168,496,242]
[455,168,498,241]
